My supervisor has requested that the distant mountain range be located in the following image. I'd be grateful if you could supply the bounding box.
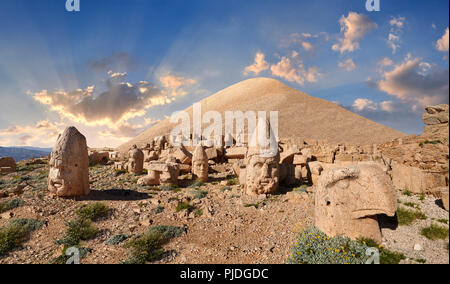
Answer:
[0,146,52,162]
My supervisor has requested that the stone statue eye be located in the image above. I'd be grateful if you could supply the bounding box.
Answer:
[254,162,263,169]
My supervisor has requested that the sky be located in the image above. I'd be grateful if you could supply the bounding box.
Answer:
[0,0,448,148]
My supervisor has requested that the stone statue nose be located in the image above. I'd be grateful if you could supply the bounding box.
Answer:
[261,164,270,178]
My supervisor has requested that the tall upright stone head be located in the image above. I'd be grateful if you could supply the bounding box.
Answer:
[314,163,397,243]
[127,145,144,174]
[244,119,280,196]
[48,126,90,197]
[192,146,209,182]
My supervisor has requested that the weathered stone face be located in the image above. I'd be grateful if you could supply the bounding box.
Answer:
[245,155,280,195]
[314,163,397,243]
[127,146,144,174]
[192,146,209,182]
[48,127,90,197]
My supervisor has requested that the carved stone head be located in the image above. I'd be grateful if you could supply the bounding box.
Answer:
[48,127,90,197]
[244,119,280,195]
[314,163,397,243]
[192,146,209,182]
[127,145,144,174]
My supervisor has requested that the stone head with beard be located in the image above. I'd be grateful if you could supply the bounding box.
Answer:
[244,119,280,196]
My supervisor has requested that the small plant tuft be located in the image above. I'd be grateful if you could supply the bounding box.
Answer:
[176,202,195,213]
[0,199,25,214]
[75,203,110,221]
[421,224,449,240]
[396,207,427,226]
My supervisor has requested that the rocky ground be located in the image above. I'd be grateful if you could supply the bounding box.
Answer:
[0,160,448,264]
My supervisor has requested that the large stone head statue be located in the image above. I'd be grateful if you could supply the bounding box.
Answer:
[48,127,90,197]
[244,119,280,196]
[192,146,209,182]
[314,163,397,243]
[127,145,144,174]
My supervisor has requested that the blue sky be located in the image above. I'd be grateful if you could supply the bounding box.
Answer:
[0,0,448,147]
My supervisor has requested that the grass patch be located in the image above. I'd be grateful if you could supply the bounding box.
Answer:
[175,202,195,213]
[0,199,25,214]
[421,224,449,240]
[415,258,427,264]
[122,225,184,264]
[358,238,406,264]
[397,207,427,226]
[402,201,420,210]
[8,218,45,232]
[155,205,164,214]
[434,218,449,225]
[75,203,110,221]
[293,185,308,194]
[147,225,184,239]
[194,209,203,217]
[192,189,208,199]
[55,218,98,248]
[0,218,44,256]
[419,193,426,201]
[402,190,412,197]
[419,140,441,147]
[243,203,260,209]
[189,180,205,187]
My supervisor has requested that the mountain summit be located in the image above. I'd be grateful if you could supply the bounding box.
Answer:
[117,78,405,152]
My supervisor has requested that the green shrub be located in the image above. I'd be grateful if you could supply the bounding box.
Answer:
[419,140,441,147]
[192,189,208,199]
[0,224,27,256]
[288,227,405,264]
[75,203,110,221]
[8,218,45,232]
[48,247,91,264]
[0,199,25,213]
[188,180,204,188]
[147,225,184,239]
[176,202,195,213]
[421,224,449,240]
[155,205,164,214]
[122,231,167,264]
[194,209,203,217]
[397,207,427,226]
[402,190,412,197]
[105,234,129,245]
[288,227,370,264]
[243,203,260,209]
[55,218,98,248]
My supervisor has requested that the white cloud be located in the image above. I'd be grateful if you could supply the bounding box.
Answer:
[387,17,406,54]
[332,12,377,53]
[338,59,356,71]
[270,57,321,85]
[353,98,378,111]
[376,57,449,108]
[243,52,269,75]
[436,27,449,52]
[159,74,197,97]
[0,120,63,147]
[352,98,395,113]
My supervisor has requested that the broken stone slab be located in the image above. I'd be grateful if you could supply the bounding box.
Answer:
[0,157,16,172]
[224,147,247,159]
[440,187,449,211]
[391,161,447,194]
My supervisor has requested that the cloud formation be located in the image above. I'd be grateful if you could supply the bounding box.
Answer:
[352,98,395,113]
[0,120,63,146]
[332,12,377,53]
[243,52,269,75]
[436,27,449,52]
[270,57,320,85]
[338,59,356,71]
[375,57,449,108]
[387,16,406,54]
[160,74,197,97]
[31,72,171,126]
